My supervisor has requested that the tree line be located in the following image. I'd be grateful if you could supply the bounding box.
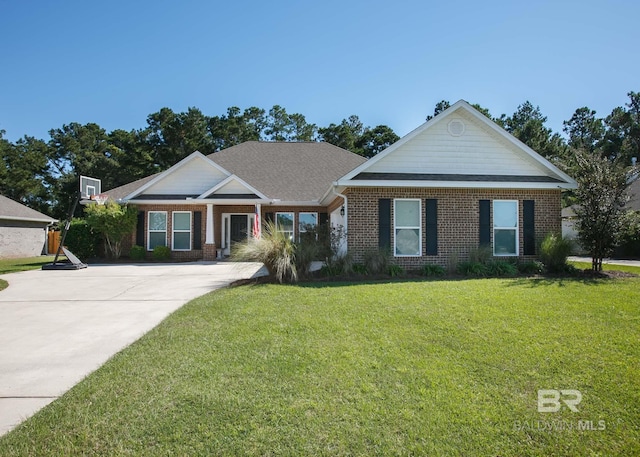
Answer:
[1,93,639,220]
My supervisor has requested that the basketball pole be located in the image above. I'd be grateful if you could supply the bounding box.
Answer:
[51,190,80,266]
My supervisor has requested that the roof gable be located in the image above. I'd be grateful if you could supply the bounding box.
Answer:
[198,175,267,199]
[339,100,577,189]
[126,152,231,199]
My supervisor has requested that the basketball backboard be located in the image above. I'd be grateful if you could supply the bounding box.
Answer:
[80,175,101,199]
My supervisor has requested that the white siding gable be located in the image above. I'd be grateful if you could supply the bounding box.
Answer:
[143,156,228,195]
[366,110,557,178]
[211,178,254,195]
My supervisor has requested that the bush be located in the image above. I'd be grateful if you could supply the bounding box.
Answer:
[485,260,518,277]
[152,245,171,261]
[294,239,321,279]
[233,221,297,283]
[540,233,572,273]
[517,260,545,275]
[363,249,390,275]
[422,264,446,277]
[64,219,101,260]
[469,245,492,264]
[615,210,640,258]
[352,263,368,275]
[129,245,146,261]
[457,261,487,277]
[387,264,405,277]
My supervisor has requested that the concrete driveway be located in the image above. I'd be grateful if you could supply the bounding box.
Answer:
[0,261,266,437]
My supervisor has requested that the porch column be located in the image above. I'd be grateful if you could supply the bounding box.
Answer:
[206,203,214,244]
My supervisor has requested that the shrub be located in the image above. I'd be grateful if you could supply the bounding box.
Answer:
[84,202,138,259]
[422,264,446,277]
[469,245,492,264]
[485,260,518,277]
[351,263,369,275]
[517,260,545,275]
[540,233,572,273]
[457,261,487,277]
[152,245,171,261]
[363,249,390,275]
[294,239,321,279]
[233,221,297,283]
[64,219,100,260]
[129,245,146,261]
[387,264,405,277]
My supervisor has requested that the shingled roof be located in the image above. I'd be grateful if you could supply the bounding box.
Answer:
[0,195,57,223]
[207,142,367,201]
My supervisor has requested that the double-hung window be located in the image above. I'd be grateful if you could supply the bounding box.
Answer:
[148,211,167,250]
[172,211,192,251]
[298,212,318,241]
[276,212,295,241]
[493,200,518,256]
[394,199,422,256]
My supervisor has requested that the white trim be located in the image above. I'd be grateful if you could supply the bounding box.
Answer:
[147,211,168,251]
[205,204,214,245]
[393,198,422,257]
[335,179,574,190]
[493,200,519,256]
[335,100,577,189]
[124,151,232,200]
[172,211,192,251]
[197,174,268,200]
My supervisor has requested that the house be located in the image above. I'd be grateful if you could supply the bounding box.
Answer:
[0,195,57,258]
[103,100,577,266]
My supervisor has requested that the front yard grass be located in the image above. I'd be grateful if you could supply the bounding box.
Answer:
[0,255,59,275]
[0,277,638,456]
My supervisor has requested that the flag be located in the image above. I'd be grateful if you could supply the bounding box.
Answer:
[253,204,261,239]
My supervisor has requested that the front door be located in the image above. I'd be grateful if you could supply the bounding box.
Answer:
[230,215,248,250]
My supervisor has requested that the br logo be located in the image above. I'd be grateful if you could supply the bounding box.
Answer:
[538,389,582,412]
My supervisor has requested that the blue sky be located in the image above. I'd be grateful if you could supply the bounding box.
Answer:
[1,0,638,143]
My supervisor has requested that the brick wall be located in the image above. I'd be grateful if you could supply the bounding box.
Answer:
[346,187,562,268]
[130,204,210,261]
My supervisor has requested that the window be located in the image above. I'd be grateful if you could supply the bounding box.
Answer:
[493,200,518,256]
[148,211,167,250]
[394,199,421,256]
[172,212,191,251]
[276,212,294,241]
[298,212,318,241]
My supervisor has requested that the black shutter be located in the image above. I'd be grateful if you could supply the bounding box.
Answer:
[379,199,391,250]
[479,200,491,246]
[193,211,202,250]
[136,211,145,247]
[523,200,535,255]
[265,212,274,225]
[425,199,438,255]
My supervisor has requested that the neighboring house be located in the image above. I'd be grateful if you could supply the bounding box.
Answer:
[0,195,57,258]
[627,174,640,211]
[103,100,577,266]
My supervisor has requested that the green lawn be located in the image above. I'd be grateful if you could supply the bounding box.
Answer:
[1,278,638,456]
[569,260,640,275]
[0,255,59,275]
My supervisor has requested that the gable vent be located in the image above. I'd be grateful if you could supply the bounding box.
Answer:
[448,119,465,136]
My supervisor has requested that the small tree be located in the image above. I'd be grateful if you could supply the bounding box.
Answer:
[84,201,138,259]
[572,150,633,271]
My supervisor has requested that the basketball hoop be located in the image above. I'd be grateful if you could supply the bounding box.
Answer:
[90,193,109,205]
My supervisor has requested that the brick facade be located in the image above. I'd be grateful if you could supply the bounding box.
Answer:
[128,204,331,261]
[345,187,562,268]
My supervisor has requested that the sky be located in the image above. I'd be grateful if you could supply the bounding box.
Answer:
[1,0,639,143]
